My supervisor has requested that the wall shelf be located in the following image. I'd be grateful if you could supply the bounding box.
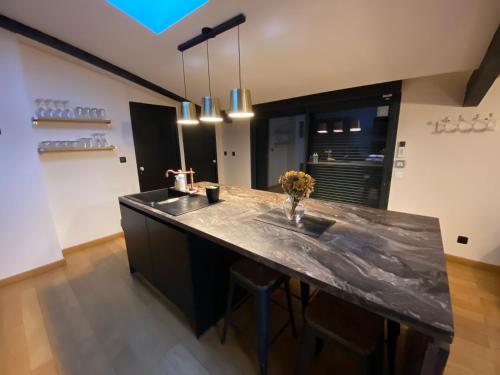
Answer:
[38,146,116,154]
[32,117,112,126]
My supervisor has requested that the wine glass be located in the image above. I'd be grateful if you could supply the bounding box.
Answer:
[42,99,54,118]
[90,108,99,119]
[34,98,44,119]
[91,133,102,147]
[62,101,74,119]
[99,134,108,146]
[97,108,106,120]
[74,106,83,119]
[53,100,64,118]
[82,107,91,119]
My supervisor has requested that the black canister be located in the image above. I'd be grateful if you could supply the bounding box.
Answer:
[205,185,220,204]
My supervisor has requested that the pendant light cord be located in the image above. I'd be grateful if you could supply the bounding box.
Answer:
[206,40,212,97]
[238,25,242,89]
[181,51,187,99]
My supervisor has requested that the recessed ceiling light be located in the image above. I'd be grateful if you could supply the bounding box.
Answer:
[107,0,209,34]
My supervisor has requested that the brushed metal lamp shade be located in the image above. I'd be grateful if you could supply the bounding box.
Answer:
[333,121,344,133]
[317,122,328,133]
[200,96,223,123]
[177,101,199,125]
[228,88,254,118]
[350,119,361,132]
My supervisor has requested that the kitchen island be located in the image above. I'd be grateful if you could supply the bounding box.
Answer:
[119,183,453,375]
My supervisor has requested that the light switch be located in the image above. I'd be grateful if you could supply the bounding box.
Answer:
[397,141,406,158]
[395,160,406,168]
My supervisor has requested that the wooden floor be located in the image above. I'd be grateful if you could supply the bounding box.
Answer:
[0,237,499,375]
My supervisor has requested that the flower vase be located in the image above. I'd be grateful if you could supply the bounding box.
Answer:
[283,195,305,223]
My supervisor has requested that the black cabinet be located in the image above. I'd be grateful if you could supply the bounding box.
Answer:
[120,202,239,337]
[147,218,195,320]
[120,204,154,283]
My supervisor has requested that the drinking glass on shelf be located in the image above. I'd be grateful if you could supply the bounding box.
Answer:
[74,106,83,119]
[35,98,44,119]
[54,100,64,118]
[97,108,106,120]
[38,141,52,151]
[82,107,91,119]
[42,99,54,118]
[62,101,74,119]
[78,138,92,148]
[90,108,99,119]
[70,140,80,148]
[91,133,101,147]
[99,134,108,147]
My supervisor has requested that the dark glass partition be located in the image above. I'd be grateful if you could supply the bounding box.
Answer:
[251,81,401,209]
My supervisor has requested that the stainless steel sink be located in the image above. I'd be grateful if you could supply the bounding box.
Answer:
[127,188,221,216]
[128,187,188,206]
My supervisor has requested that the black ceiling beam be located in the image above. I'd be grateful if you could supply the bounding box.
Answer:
[463,25,500,107]
[178,14,245,52]
[0,14,186,103]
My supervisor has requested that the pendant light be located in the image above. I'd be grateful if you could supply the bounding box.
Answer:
[229,25,254,119]
[350,119,361,132]
[177,51,199,125]
[200,40,223,123]
[333,121,343,133]
[317,123,328,134]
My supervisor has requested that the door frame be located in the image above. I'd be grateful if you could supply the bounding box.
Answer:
[250,81,401,209]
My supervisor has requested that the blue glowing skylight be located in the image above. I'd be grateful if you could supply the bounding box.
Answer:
[107,0,209,34]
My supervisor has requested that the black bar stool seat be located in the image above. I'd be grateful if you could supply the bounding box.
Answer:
[296,291,384,374]
[230,257,284,289]
[221,257,297,375]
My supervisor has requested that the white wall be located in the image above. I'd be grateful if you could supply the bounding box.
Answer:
[389,72,500,266]
[0,29,61,279]
[0,29,185,278]
[18,41,183,249]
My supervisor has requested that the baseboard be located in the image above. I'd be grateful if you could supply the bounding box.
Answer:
[446,254,500,274]
[62,232,124,256]
[0,258,66,287]
[0,232,125,287]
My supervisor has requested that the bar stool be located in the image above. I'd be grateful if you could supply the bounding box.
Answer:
[221,257,297,375]
[295,291,384,375]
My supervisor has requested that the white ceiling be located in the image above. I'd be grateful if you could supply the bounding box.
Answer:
[1,0,499,107]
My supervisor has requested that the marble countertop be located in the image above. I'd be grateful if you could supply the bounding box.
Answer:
[119,183,454,342]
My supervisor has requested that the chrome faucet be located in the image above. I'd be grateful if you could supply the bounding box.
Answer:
[165,168,196,191]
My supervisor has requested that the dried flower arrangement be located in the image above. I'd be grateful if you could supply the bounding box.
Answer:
[279,170,315,218]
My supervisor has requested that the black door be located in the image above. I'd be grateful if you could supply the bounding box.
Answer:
[182,124,218,183]
[129,102,181,191]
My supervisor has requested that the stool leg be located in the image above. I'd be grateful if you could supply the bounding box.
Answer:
[300,281,310,319]
[221,276,235,345]
[256,289,270,375]
[284,279,297,338]
[314,338,324,357]
[295,324,316,375]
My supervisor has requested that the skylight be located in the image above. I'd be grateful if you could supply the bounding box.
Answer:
[107,0,209,34]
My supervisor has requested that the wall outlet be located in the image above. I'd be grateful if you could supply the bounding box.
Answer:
[457,236,468,245]
[119,156,127,163]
